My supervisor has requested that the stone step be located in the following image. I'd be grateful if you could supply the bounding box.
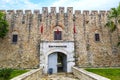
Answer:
[40,73,79,80]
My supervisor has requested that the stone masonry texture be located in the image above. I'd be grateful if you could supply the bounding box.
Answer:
[0,7,120,69]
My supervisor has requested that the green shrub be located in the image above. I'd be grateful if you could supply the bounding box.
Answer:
[0,68,13,80]
[10,69,28,79]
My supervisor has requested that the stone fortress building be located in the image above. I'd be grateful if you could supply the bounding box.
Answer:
[0,7,120,73]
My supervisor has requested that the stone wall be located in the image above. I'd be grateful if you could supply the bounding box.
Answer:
[11,68,43,80]
[72,67,110,80]
[74,10,120,67]
[0,10,40,68]
[0,7,120,69]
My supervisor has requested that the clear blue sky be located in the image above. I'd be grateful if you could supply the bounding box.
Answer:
[0,0,119,11]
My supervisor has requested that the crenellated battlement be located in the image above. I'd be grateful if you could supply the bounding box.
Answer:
[0,7,108,16]
[0,7,109,34]
[0,7,109,37]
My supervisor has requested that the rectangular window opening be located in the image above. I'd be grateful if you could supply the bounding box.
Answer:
[95,33,100,41]
[12,35,18,43]
[54,31,62,40]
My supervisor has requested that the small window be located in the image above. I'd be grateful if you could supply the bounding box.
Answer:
[22,20,25,24]
[95,33,100,41]
[12,35,18,43]
[54,31,62,40]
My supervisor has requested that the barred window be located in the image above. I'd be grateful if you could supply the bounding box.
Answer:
[95,33,100,41]
[12,35,18,43]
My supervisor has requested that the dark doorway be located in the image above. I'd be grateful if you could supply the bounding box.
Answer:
[57,52,67,72]
[48,52,67,73]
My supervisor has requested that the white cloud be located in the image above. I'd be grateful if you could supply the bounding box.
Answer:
[1,0,12,3]
[0,0,42,10]
[0,0,119,12]
[51,0,120,11]
[51,0,69,7]
[1,0,18,5]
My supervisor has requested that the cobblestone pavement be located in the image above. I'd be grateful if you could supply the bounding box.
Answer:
[40,73,79,80]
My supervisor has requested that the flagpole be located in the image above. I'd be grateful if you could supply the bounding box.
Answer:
[39,23,43,68]
[74,24,77,66]
[73,15,77,66]
[39,22,41,68]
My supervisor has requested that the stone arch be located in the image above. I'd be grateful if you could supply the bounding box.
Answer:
[46,49,68,57]
[52,24,64,29]
[47,49,68,73]
[12,30,18,35]
[94,29,101,33]
[53,26,63,31]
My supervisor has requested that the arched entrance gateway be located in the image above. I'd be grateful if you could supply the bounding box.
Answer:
[40,41,75,74]
[48,52,67,73]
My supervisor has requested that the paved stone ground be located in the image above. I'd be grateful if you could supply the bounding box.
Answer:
[40,73,79,80]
